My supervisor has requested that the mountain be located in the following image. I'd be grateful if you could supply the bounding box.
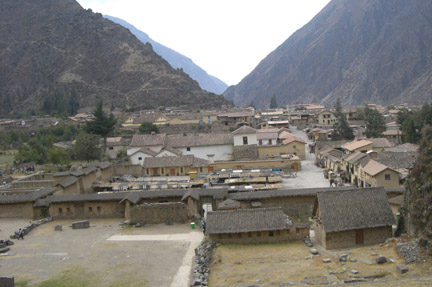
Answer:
[105,15,228,95]
[0,0,229,115]
[224,0,432,108]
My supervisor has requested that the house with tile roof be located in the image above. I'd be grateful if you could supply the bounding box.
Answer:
[342,140,373,154]
[142,155,210,176]
[358,159,400,188]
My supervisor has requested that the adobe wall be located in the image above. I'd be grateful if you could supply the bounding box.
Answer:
[209,226,309,244]
[324,226,393,250]
[49,201,124,219]
[213,159,301,171]
[0,203,34,218]
[130,202,188,224]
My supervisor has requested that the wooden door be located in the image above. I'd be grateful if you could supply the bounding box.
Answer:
[170,168,175,176]
[208,166,213,172]
[355,229,364,245]
[293,163,299,172]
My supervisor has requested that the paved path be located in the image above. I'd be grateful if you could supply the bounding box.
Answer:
[282,127,330,189]
[108,231,204,287]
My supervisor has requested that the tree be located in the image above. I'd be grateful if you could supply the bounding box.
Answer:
[249,101,255,109]
[354,107,365,120]
[73,132,101,162]
[404,125,432,235]
[331,98,354,140]
[270,94,278,109]
[397,108,413,125]
[364,105,386,138]
[138,122,159,134]
[84,101,117,153]
[401,117,419,143]
[49,148,71,166]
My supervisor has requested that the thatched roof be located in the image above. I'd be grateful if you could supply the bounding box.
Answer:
[218,199,241,210]
[206,207,292,234]
[0,187,56,204]
[313,188,395,233]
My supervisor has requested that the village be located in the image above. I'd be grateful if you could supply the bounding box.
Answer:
[0,103,431,287]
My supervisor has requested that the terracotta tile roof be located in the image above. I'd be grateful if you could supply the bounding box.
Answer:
[206,207,293,234]
[130,134,166,147]
[167,134,233,147]
[131,148,158,157]
[368,138,394,148]
[362,159,391,176]
[342,140,372,151]
[157,146,182,156]
[231,126,257,135]
[282,136,306,145]
[313,188,395,233]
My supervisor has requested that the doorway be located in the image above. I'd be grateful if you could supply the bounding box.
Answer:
[355,229,364,245]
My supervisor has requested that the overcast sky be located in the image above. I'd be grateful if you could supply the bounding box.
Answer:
[77,0,330,86]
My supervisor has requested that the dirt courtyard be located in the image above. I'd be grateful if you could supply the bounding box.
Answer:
[0,218,203,287]
[209,240,432,286]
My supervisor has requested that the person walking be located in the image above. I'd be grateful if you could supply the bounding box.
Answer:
[18,228,24,240]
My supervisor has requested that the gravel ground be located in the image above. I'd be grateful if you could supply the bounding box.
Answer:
[0,218,202,287]
[282,127,330,189]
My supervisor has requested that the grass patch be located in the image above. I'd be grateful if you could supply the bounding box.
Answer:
[0,154,14,166]
[15,280,31,287]
[34,266,99,287]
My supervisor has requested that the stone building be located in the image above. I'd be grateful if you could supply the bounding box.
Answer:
[206,207,309,244]
[313,188,395,250]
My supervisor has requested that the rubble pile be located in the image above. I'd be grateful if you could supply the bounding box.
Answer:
[397,239,419,263]
[191,238,216,287]
[10,217,52,239]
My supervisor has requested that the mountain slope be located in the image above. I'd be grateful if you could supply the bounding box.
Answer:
[224,0,432,108]
[0,0,229,115]
[105,15,228,95]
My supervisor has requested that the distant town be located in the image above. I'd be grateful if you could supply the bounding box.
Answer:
[1,101,431,286]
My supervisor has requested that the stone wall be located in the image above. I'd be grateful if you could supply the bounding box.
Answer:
[130,202,188,224]
[49,201,124,219]
[0,203,34,218]
[233,145,259,161]
[209,225,309,244]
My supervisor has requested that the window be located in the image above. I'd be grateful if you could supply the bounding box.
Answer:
[296,228,300,234]
[109,147,114,150]
[97,206,101,213]
[58,208,63,214]
[186,147,191,151]
[66,207,71,214]
[269,231,274,237]
[146,168,150,175]
[138,157,142,161]
[293,145,296,149]
[259,140,263,146]
[161,168,164,174]
[181,167,184,173]
[89,207,93,212]
[243,136,248,145]
[200,167,203,172]
[269,139,272,145]
[385,174,391,180]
